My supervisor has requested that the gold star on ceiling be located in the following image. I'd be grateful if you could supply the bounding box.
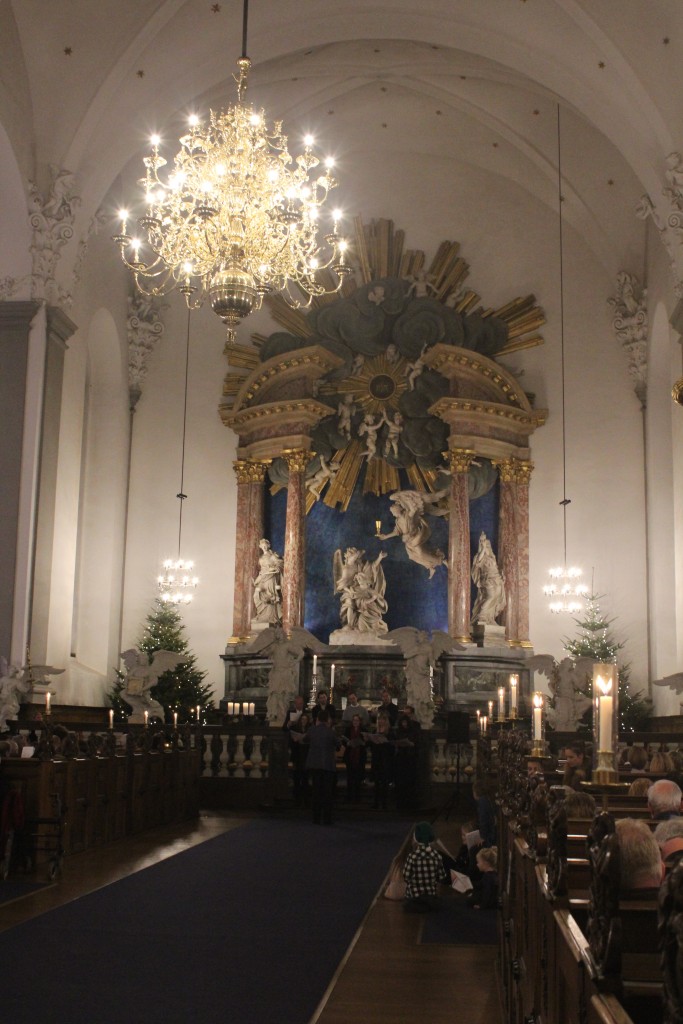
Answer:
[211,3,221,11]
[136,70,145,78]
[63,46,72,56]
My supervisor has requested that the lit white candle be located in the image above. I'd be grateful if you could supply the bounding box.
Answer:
[242,702,248,716]
[596,674,614,751]
[45,691,51,714]
[498,686,505,720]
[509,674,518,712]
[196,705,201,722]
[249,702,255,716]
[313,654,318,675]
[108,708,114,729]
[330,663,335,688]
[227,702,233,716]
[144,710,149,727]
[173,711,178,727]
[482,715,487,734]
[488,700,493,718]
[532,692,543,742]
[476,709,481,724]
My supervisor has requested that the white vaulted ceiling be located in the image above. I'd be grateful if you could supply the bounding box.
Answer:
[1,0,680,279]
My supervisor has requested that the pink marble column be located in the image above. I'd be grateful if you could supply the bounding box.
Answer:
[447,449,475,642]
[494,458,519,646]
[514,460,534,647]
[282,449,312,632]
[230,460,268,640]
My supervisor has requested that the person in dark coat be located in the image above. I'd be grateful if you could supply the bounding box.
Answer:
[370,712,395,809]
[305,710,339,824]
[342,714,367,803]
[394,713,419,810]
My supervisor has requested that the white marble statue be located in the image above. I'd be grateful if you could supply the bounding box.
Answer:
[333,547,389,635]
[307,456,339,501]
[470,532,506,625]
[337,394,355,442]
[252,538,284,625]
[380,410,403,460]
[387,628,465,727]
[379,488,448,578]
[120,648,183,723]
[245,626,326,723]
[406,344,428,390]
[405,269,436,299]
[351,353,365,376]
[526,654,595,731]
[358,412,381,459]
[0,658,31,732]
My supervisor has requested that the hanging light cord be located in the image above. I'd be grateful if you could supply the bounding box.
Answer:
[241,0,249,59]
[556,104,570,567]
[176,307,191,560]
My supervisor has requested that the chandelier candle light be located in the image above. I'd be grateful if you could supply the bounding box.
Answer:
[593,663,618,783]
[114,0,351,344]
[498,686,505,721]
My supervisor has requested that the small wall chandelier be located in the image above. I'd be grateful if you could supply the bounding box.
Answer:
[542,106,587,614]
[158,309,199,605]
[113,0,351,342]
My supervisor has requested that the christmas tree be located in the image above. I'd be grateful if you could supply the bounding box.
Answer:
[563,593,651,733]
[108,599,214,723]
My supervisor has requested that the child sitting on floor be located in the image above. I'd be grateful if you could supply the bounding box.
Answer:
[467,846,498,909]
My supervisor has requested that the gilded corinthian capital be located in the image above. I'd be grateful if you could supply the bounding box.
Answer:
[491,457,516,484]
[445,448,476,474]
[282,448,313,474]
[513,460,534,486]
[233,459,270,484]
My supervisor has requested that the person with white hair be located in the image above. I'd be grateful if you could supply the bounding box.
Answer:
[615,818,664,891]
[654,817,683,870]
[647,779,683,820]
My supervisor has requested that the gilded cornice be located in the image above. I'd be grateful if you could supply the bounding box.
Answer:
[221,398,333,435]
[430,396,547,430]
[425,344,533,412]
[231,344,344,412]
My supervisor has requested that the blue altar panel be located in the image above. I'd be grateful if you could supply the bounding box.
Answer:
[264,478,499,643]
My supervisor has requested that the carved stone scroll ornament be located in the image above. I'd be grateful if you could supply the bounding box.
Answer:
[636,152,683,298]
[28,165,81,306]
[127,292,166,408]
[607,271,648,407]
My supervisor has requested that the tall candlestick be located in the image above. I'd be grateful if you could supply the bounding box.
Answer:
[482,715,487,734]
[196,705,201,722]
[330,663,335,688]
[45,691,51,715]
[313,654,318,676]
[108,708,114,730]
[597,676,613,751]
[498,686,505,721]
[173,711,178,728]
[144,710,149,727]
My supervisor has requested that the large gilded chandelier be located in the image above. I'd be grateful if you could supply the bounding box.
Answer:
[114,0,351,343]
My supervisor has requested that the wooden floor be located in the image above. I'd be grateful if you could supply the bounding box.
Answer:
[0,810,502,1024]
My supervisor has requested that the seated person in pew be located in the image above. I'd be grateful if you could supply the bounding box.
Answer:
[467,846,499,909]
[629,776,652,797]
[649,750,675,774]
[627,744,649,772]
[648,779,683,820]
[527,757,544,778]
[616,817,664,892]
[563,742,592,790]
[654,818,683,872]
[563,789,596,819]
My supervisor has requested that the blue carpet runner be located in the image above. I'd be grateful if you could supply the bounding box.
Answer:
[0,818,407,1024]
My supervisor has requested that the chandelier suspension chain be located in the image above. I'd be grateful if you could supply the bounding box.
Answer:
[241,0,249,59]
[557,103,569,568]
[176,306,192,561]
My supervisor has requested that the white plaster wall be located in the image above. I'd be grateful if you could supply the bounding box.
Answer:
[122,299,237,704]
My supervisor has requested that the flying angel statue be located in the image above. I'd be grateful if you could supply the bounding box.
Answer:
[379,488,448,577]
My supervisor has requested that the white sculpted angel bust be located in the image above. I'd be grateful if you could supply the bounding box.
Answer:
[333,548,389,636]
[387,629,464,727]
[244,626,327,723]
[0,658,31,732]
[120,648,184,723]
[379,488,447,578]
[526,654,595,731]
